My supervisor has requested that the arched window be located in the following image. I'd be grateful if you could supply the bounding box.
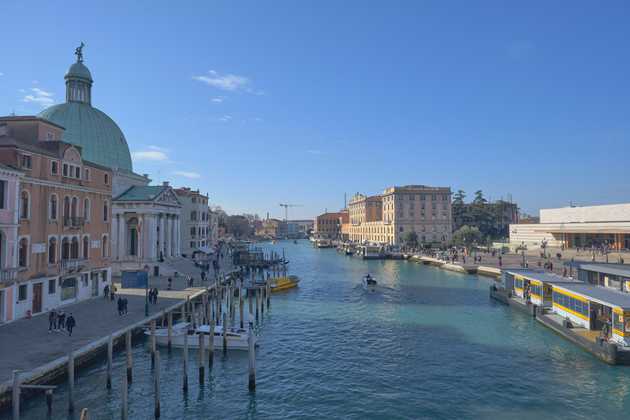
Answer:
[48,237,57,264]
[71,197,78,219]
[82,236,89,259]
[103,200,109,222]
[18,238,28,267]
[71,237,79,259]
[63,196,70,220]
[102,235,109,258]
[20,191,29,219]
[83,198,90,221]
[49,194,58,220]
[61,238,70,260]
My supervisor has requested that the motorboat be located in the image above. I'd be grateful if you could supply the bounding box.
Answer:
[316,239,333,248]
[271,275,300,292]
[145,322,255,350]
[360,245,383,260]
[362,274,377,292]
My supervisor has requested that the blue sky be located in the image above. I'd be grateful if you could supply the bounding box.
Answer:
[1,1,629,219]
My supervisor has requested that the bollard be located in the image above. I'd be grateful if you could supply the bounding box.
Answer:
[222,312,228,353]
[126,330,133,384]
[150,320,156,368]
[248,323,256,392]
[12,370,20,420]
[208,318,215,371]
[167,312,173,352]
[198,332,205,384]
[80,408,89,420]
[46,389,53,416]
[121,371,128,420]
[68,351,75,413]
[154,350,161,419]
[239,288,244,329]
[107,335,113,389]
[182,331,189,393]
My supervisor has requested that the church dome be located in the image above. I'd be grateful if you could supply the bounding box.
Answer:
[38,45,133,172]
[38,102,133,171]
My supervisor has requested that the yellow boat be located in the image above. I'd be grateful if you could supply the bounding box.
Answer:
[271,275,300,292]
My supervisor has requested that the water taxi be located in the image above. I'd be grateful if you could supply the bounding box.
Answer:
[145,322,255,350]
[271,275,300,292]
[362,274,377,292]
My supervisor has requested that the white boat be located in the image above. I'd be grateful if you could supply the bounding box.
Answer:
[360,245,383,259]
[362,274,377,292]
[145,322,256,350]
[316,239,333,248]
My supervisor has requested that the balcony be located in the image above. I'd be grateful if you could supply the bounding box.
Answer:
[64,217,85,229]
[60,258,87,273]
[0,268,18,285]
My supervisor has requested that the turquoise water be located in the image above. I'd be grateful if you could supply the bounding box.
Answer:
[11,240,630,419]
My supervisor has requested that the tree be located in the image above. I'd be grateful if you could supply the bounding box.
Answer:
[403,231,418,249]
[472,190,487,205]
[452,225,483,249]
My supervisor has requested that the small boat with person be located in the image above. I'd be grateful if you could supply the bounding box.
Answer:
[362,274,377,292]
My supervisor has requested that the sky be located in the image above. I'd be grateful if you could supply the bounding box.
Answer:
[1,1,629,219]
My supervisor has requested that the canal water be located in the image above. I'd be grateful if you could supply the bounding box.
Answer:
[11,240,630,419]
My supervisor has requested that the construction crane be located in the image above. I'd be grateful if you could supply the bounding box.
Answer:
[279,203,302,221]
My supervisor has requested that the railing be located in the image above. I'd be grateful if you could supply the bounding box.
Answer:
[63,217,85,228]
[0,267,18,284]
[60,258,87,273]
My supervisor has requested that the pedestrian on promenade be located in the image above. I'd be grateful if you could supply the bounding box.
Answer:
[117,297,123,316]
[103,284,110,299]
[167,277,172,290]
[153,288,159,304]
[111,285,116,302]
[188,276,193,288]
[66,313,76,336]
[123,297,129,314]
[48,310,57,333]
[57,311,66,331]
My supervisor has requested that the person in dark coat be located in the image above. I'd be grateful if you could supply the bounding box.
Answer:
[48,310,57,332]
[57,311,66,331]
[66,314,76,336]
[117,296,123,316]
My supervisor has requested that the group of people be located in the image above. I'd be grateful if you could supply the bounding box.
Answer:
[117,296,129,316]
[48,310,76,336]
[148,288,159,304]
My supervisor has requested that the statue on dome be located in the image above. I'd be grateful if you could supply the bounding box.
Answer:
[75,42,85,62]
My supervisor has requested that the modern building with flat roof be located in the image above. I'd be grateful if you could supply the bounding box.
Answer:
[509,203,630,250]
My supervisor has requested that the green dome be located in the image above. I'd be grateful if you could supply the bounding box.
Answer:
[38,102,133,171]
[65,61,92,82]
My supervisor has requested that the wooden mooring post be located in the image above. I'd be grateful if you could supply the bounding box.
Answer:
[68,351,75,413]
[167,311,173,352]
[208,318,215,371]
[182,330,189,393]
[150,320,157,368]
[121,370,128,420]
[222,312,228,353]
[126,330,133,384]
[198,332,205,384]
[248,323,256,392]
[239,287,244,329]
[46,389,53,416]
[107,335,113,389]
[266,283,271,309]
[12,370,20,420]
[255,289,260,322]
[248,289,253,321]
[154,350,161,419]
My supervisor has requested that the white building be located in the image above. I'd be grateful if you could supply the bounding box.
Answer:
[174,187,211,258]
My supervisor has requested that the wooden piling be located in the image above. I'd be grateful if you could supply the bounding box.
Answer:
[150,320,156,368]
[248,323,256,392]
[12,370,20,420]
[46,389,53,416]
[261,286,265,315]
[239,287,244,329]
[154,350,161,419]
[255,289,260,322]
[208,318,215,371]
[121,371,128,420]
[167,312,173,352]
[68,351,75,413]
[198,332,205,384]
[222,312,228,353]
[182,331,189,393]
[107,335,113,389]
[126,330,133,384]
[248,289,253,321]
[266,283,271,309]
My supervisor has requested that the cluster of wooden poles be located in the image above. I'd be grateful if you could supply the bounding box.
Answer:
[11,277,273,420]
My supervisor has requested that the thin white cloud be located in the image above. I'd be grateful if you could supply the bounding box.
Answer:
[211,96,225,103]
[131,150,169,162]
[147,145,169,153]
[22,87,54,107]
[219,115,232,122]
[193,70,250,91]
[173,171,201,179]
[307,149,323,155]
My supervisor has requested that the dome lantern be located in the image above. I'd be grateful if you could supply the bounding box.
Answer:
[65,43,93,105]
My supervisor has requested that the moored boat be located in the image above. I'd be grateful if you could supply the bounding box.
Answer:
[144,322,255,350]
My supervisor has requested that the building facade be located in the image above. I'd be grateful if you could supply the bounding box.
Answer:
[348,185,452,246]
[510,203,630,250]
[256,218,287,239]
[0,116,112,321]
[175,188,211,257]
[314,212,346,239]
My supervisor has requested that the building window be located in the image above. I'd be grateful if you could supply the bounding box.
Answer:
[48,237,57,264]
[83,198,90,221]
[0,180,5,209]
[71,237,79,259]
[62,238,70,260]
[20,191,29,219]
[18,284,27,301]
[82,236,89,259]
[102,235,109,258]
[103,201,109,222]
[75,167,80,178]
[20,155,32,169]
[71,197,78,219]
[48,279,56,294]
[51,161,59,175]
[104,173,109,185]
[18,238,28,267]
[63,164,69,177]
[84,168,90,180]
[50,194,58,220]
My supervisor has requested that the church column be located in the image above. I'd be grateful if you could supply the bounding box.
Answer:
[148,214,156,261]
[159,214,165,259]
[174,215,180,257]
[118,214,126,260]
[170,214,176,257]
[164,215,171,258]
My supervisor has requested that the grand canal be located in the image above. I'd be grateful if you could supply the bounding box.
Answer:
[12,240,630,419]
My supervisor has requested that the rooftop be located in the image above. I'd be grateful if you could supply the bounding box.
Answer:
[552,282,630,310]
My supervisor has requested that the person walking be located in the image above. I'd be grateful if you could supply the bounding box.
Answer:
[117,296,123,316]
[167,277,172,290]
[48,310,57,333]
[153,288,159,304]
[123,297,129,314]
[66,313,76,336]
[57,311,66,331]
[110,285,116,302]
[103,284,110,299]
